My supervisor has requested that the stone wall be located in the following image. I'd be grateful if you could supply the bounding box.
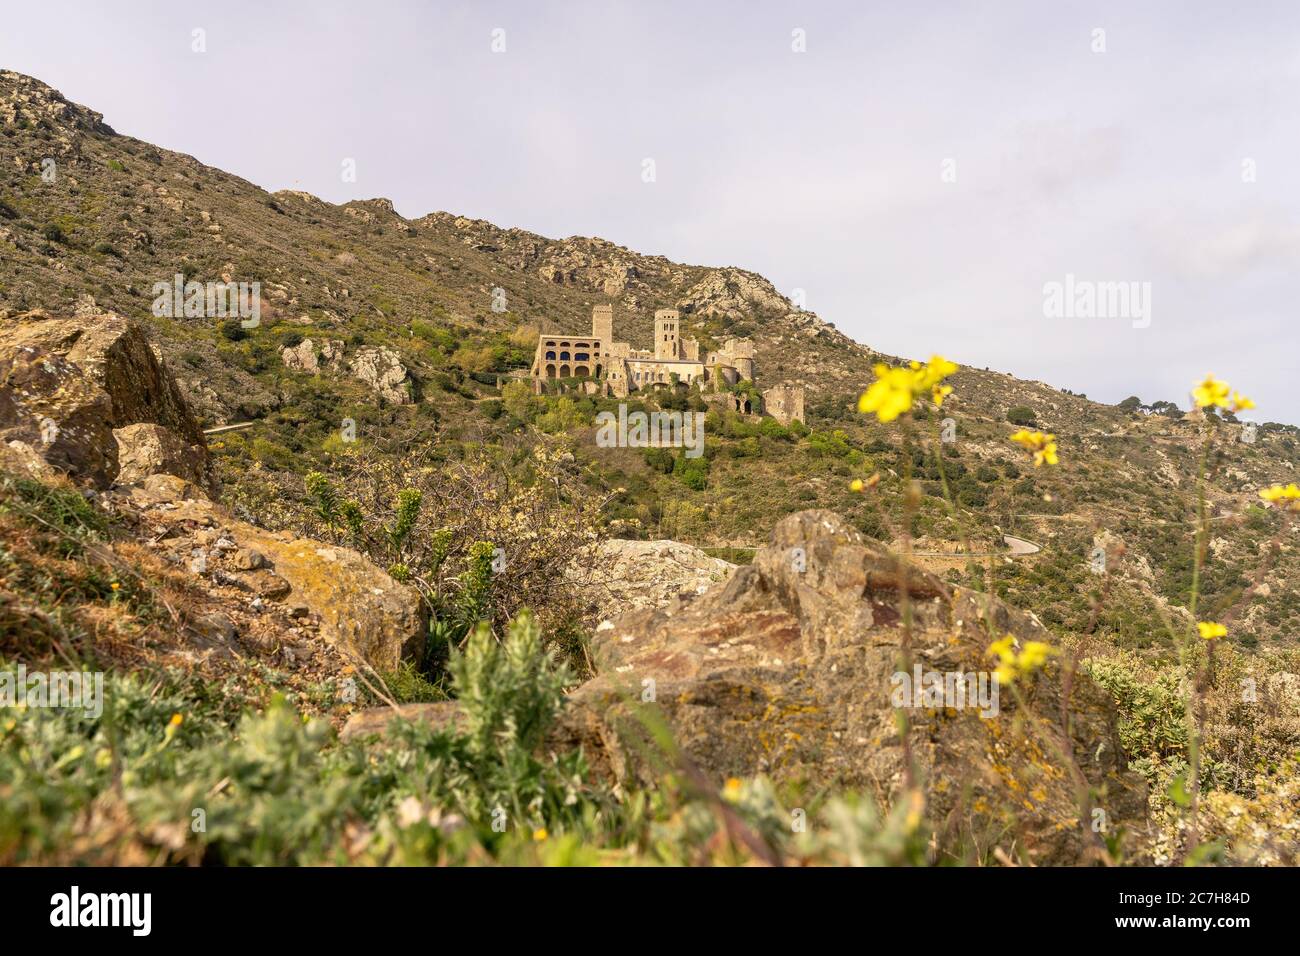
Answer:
[762,384,805,425]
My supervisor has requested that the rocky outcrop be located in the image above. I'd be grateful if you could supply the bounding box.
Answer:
[281,337,345,374]
[0,312,209,489]
[118,475,425,670]
[0,69,115,139]
[575,539,735,623]
[349,346,412,404]
[114,422,208,487]
[559,510,1147,865]
[0,313,424,671]
[676,268,791,318]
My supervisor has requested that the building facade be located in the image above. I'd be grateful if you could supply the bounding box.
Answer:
[532,305,755,397]
[528,304,802,421]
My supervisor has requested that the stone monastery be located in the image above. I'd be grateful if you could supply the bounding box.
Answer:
[528,304,804,425]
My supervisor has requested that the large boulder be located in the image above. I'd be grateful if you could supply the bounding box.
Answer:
[114,422,208,487]
[559,510,1147,865]
[349,346,412,405]
[573,539,735,623]
[119,476,426,670]
[0,312,209,488]
[281,337,344,374]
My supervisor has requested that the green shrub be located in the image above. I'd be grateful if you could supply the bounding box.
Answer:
[1006,405,1036,426]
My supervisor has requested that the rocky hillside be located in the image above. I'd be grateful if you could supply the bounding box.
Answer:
[2,71,1300,866]
[4,68,1300,648]
[0,312,1150,864]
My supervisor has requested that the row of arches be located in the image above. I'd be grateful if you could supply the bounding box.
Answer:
[543,363,602,379]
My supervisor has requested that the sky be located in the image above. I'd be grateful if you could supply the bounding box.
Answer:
[4,0,1299,422]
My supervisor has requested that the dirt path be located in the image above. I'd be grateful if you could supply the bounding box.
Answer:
[714,533,1044,561]
[912,533,1041,558]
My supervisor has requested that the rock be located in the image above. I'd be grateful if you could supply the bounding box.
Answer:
[232,547,266,570]
[0,312,210,489]
[0,342,117,485]
[188,610,237,645]
[0,437,59,482]
[676,268,791,319]
[127,472,207,505]
[340,701,464,743]
[280,337,344,374]
[349,346,412,405]
[252,571,292,600]
[124,490,423,668]
[576,539,735,622]
[228,527,423,668]
[559,509,1147,865]
[114,423,208,487]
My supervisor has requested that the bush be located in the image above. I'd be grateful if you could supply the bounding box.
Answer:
[672,452,709,490]
[219,319,248,342]
[1006,405,1037,426]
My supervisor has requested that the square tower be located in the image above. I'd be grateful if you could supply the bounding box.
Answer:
[654,309,680,360]
[591,304,613,356]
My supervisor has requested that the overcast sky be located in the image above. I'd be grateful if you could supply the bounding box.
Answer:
[5,1,1299,422]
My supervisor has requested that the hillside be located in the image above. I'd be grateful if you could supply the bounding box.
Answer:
[5,69,1299,647]
[2,70,1299,866]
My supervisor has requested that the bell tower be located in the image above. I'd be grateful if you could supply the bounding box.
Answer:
[654,309,680,360]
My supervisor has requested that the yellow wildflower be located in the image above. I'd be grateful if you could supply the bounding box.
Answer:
[532,828,548,841]
[722,778,743,802]
[169,713,183,727]
[849,478,864,493]
[1197,621,1227,641]
[859,364,919,422]
[1228,391,1255,413]
[987,635,1057,684]
[1009,429,1058,467]
[1260,483,1300,511]
[1018,641,1055,670]
[858,355,958,423]
[1191,375,1231,409]
[110,582,120,591]
[913,355,959,392]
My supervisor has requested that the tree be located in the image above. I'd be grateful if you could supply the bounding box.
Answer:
[501,380,542,422]
[1006,405,1037,427]
[1117,396,1142,413]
